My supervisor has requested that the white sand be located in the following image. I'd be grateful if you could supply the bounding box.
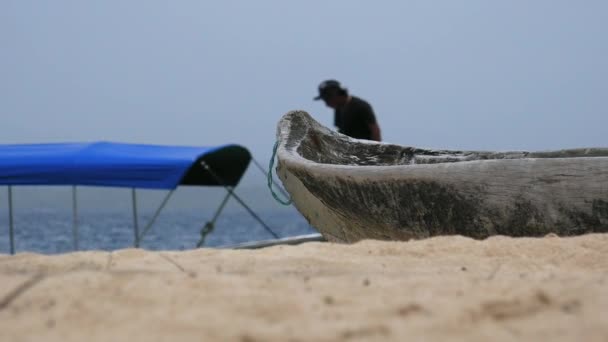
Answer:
[1,234,607,341]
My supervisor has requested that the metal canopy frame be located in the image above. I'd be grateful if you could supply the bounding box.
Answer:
[5,185,176,254]
[4,161,279,254]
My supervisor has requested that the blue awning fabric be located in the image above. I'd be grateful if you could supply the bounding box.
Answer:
[0,142,251,189]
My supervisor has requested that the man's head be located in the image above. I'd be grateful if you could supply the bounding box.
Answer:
[314,79,348,109]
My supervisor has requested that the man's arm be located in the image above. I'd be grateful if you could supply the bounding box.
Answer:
[369,122,381,142]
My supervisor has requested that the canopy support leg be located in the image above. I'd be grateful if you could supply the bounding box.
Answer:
[8,186,14,255]
[136,189,175,245]
[201,161,279,239]
[132,188,140,247]
[196,191,231,248]
[72,185,79,251]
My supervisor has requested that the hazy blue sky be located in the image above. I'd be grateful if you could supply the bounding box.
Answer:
[1,1,606,175]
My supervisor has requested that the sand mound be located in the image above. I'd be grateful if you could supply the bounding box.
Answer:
[1,234,607,341]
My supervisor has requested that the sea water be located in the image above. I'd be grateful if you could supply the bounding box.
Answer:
[0,207,314,254]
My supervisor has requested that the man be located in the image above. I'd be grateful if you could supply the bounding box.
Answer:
[314,79,381,141]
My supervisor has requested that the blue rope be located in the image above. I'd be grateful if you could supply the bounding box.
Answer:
[268,141,293,205]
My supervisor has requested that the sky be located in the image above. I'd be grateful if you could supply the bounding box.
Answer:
[1,1,607,187]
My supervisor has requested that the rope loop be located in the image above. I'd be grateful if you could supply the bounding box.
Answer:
[268,141,292,206]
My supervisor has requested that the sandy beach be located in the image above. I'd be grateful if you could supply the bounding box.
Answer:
[1,233,607,341]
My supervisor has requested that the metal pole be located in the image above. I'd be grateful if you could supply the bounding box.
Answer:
[208,191,232,225]
[196,191,232,248]
[132,188,140,248]
[137,189,175,243]
[201,161,279,239]
[8,186,14,255]
[71,185,79,251]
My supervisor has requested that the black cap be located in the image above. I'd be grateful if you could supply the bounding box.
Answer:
[314,79,342,100]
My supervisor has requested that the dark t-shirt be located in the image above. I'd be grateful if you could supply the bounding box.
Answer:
[334,96,377,140]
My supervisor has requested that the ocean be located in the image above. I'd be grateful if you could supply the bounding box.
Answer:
[0,208,314,254]
[0,186,315,254]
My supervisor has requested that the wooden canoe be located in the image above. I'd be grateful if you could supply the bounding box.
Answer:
[275,110,608,243]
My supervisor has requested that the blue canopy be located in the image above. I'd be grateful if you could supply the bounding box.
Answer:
[0,142,251,189]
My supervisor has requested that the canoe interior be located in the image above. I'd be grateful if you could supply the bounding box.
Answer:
[286,112,608,166]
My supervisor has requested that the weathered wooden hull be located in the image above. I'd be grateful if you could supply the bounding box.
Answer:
[276,110,608,243]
